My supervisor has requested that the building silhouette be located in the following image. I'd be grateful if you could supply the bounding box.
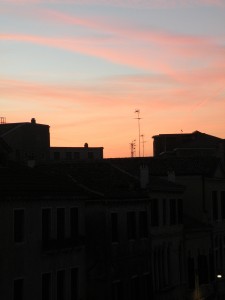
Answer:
[153,130,225,163]
[0,120,225,300]
[0,118,103,164]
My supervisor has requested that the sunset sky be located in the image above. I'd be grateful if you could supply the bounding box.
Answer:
[1,0,225,157]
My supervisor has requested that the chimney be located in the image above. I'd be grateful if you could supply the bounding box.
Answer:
[140,164,149,189]
[27,160,36,168]
[167,170,176,183]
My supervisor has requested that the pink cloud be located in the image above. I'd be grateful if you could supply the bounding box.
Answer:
[35,8,218,47]
[1,72,224,111]
[2,0,225,7]
[1,29,223,80]
[1,5,224,80]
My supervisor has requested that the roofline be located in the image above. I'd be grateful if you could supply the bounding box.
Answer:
[50,146,104,150]
[152,130,223,140]
[152,131,198,138]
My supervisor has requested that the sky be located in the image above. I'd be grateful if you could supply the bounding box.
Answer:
[1,0,225,158]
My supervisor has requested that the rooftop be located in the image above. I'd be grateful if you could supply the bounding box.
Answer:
[107,156,223,177]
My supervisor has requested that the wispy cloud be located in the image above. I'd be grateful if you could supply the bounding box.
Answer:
[2,0,225,7]
[1,26,223,78]
[1,70,224,110]
[2,2,224,83]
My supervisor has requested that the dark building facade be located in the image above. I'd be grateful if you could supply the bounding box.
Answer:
[0,163,87,300]
[0,118,50,163]
[152,131,225,162]
[57,161,185,300]
[50,145,103,162]
[1,124,225,300]
[0,118,104,164]
[109,156,225,300]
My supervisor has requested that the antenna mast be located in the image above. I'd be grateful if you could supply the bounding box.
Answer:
[130,140,136,158]
[0,117,6,124]
[141,134,146,157]
[134,109,141,157]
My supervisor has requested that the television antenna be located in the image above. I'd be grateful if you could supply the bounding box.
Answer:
[134,109,141,157]
[130,139,136,158]
[0,117,6,124]
[141,134,147,157]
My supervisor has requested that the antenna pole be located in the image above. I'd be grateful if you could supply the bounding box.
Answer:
[130,139,136,158]
[134,109,141,157]
[141,134,146,157]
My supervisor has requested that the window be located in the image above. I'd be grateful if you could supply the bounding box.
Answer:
[162,199,167,226]
[14,209,25,243]
[57,208,65,241]
[112,281,123,300]
[66,152,72,160]
[42,208,51,243]
[53,151,60,161]
[224,236,225,266]
[167,247,171,285]
[143,273,152,300]
[221,191,225,219]
[212,191,218,221]
[215,236,219,269]
[131,276,140,300]
[42,273,51,300]
[177,199,183,224]
[198,254,209,285]
[127,211,136,240]
[169,199,177,225]
[16,149,21,161]
[70,207,79,240]
[88,152,94,160]
[111,213,119,243]
[178,244,183,283]
[151,199,159,226]
[57,270,65,300]
[13,278,23,300]
[187,256,195,289]
[73,152,80,160]
[139,211,148,238]
[71,268,78,300]
[209,251,215,281]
